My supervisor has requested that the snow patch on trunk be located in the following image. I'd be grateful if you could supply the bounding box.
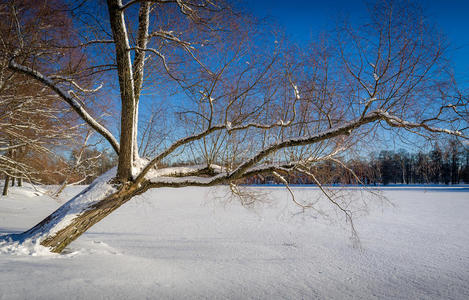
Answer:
[0,168,117,256]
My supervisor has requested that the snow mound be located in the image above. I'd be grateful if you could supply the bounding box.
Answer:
[63,240,122,257]
[0,237,56,256]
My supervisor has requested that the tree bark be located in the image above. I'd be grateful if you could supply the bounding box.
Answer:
[132,1,150,161]
[2,176,10,196]
[7,180,145,253]
[54,180,68,197]
[40,187,139,253]
[17,177,22,187]
[107,0,136,182]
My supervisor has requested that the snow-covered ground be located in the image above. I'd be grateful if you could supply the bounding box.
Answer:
[0,184,468,299]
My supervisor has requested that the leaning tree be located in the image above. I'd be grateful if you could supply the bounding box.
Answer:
[1,0,467,253]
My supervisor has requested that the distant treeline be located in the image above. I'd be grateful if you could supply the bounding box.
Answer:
[4,142,467,187]
[244,142,469,185]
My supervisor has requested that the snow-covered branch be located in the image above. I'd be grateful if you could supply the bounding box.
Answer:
[8,60,120,154]
[49,75,103,93]
[137,108,466,189]
[378,111,467,138]
[134,114,304,185]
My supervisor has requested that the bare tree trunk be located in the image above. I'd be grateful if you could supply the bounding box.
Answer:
[107,0,136,182]
[132,1,150,161]
[401,160,406,184]
[21,183,143,253]
[11,176,15,186]
[17,177,22,187]
[54,180,68,197]
[2,176,10,196]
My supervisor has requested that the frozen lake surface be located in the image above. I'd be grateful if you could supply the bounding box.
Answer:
[1,185,468,299]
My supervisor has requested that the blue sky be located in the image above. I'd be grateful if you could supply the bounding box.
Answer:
[246,0,469,83]
[244,0,468,152]
[82,0,467,153]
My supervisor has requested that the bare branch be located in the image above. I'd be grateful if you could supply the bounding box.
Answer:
[8,60,120,154]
